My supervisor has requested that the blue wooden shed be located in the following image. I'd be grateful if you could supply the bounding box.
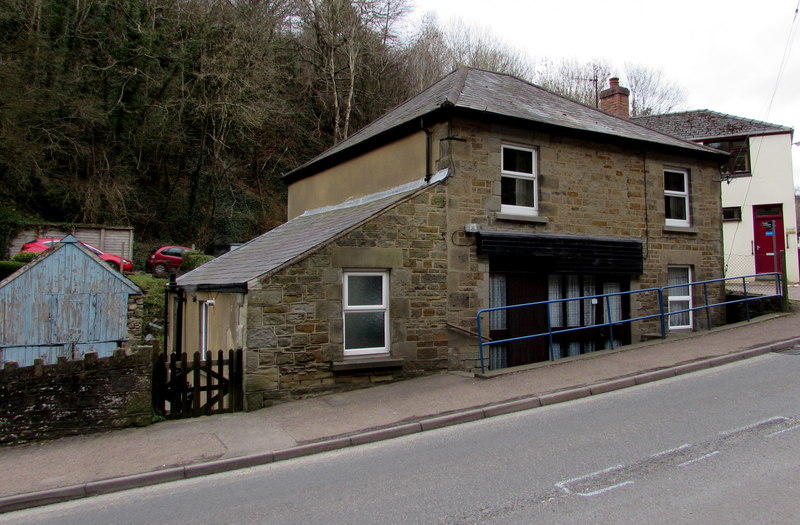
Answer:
[0,235,142,366]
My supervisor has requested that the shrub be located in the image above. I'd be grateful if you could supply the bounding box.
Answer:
[11,251,38,263]
[182,250,214,271]
[0,261,25,280]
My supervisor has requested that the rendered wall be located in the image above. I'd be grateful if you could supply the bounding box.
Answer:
[720,133,798,282]
[287,131,432,218]
[175,291,244,356]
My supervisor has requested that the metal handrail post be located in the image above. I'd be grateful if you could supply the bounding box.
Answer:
[703,282,711,330]
[780,251,789,311]
[477,311,486,374]
[742,277,750,321]
[658,289,666,338]
[605,295,615,349]
[547,304,555,361]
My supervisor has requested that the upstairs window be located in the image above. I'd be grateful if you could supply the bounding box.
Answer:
[704,139,750,176]
[722,207,742,221]
[501,145,538,216]
[664,168,690,227]
[343,271,389,356]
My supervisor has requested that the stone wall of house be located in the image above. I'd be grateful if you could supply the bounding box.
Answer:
[0,348,153,446]
[441,118,725,370]
[244,186,450,409]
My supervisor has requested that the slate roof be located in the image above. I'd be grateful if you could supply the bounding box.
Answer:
[286,67,723,182]
[635,110,793,142]
[176,173,448,289]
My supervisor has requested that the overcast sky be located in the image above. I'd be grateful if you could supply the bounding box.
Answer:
[409,0,800,185]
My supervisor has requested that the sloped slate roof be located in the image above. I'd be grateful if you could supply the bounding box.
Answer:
[286,67,722,181]
[635,110,793,142]
[177,174,446,289]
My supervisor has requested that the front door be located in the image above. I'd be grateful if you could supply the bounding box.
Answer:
[753,204,785,274]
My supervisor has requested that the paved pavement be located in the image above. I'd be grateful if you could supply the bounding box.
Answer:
[2,298,800,513]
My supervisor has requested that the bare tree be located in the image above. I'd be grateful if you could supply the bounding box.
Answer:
[296,0,410,144]
[401,13,534,93]
[622,63,687,116]
[530,58,687,116]
[440,18,534,79]
[532,58,613,107]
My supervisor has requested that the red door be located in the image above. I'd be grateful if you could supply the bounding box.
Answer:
[753,204,785,274]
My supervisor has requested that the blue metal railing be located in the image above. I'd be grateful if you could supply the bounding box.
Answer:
[476,273,782,373]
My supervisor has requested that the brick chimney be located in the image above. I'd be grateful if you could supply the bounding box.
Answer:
[599,77,630,118]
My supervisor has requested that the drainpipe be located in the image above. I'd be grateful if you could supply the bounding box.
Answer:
[166,274,184,358]
[422,118,433,183]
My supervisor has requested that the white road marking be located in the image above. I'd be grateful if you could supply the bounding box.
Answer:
[575,480,635,497]
[650,444,691,458]
[720,416,789,436]
[555,464,626,493]
[677,450,720,467]
[767,425,800,437]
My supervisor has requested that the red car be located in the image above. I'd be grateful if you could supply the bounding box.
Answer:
[146,245,192,275]
[19,238,133,272]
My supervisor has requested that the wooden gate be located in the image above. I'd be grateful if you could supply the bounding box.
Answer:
[153,349,243,419]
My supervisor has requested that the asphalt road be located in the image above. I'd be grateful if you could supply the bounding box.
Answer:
[5,350,800,524]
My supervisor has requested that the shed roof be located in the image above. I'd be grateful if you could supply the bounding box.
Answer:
[176,172,448,290]
[634,110,793,142]
[285,67,724,182]
[0,235,141,294]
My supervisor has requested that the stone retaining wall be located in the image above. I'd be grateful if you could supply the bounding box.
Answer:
[0,348,152,446]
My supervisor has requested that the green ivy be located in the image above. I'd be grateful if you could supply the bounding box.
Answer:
[0,208,30,258]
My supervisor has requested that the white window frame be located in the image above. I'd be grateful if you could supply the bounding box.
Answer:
[343,271,390,356]
[667,266,693,330]
[500,145,538,216]
[664,168,690,227]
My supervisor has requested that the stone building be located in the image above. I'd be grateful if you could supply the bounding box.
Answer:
[169,68,728,410]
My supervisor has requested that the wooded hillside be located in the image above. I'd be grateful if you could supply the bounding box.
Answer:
[0,0,685,253]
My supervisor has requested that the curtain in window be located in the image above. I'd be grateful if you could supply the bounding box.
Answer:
[603,282,621,323]
[566,275,581,327]
[548,275,562,327]
[488,274,508,369]
[489,274,507,330]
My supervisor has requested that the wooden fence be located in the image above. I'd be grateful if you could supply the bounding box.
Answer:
[152,349,243,419]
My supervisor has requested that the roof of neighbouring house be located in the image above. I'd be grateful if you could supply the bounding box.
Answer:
[176,171,449,290]
[285,67,725,182]
[634,110,793,142]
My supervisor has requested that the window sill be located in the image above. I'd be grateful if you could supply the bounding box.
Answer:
[331,356,403,372]
[496,213,549,224]
[663,225,698,234]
